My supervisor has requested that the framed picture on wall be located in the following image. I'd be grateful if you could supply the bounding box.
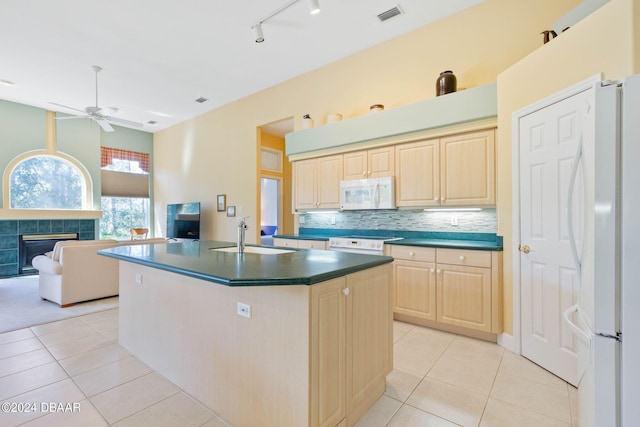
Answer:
[226,206,236,217]
[217,194,226,212]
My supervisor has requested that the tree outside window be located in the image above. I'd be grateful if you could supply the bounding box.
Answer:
[100,148,150,240]
[10,156,84,209]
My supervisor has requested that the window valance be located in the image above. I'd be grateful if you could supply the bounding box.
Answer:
[101,147,150,173]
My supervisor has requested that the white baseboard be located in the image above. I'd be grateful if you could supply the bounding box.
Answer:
[497,333,519,354]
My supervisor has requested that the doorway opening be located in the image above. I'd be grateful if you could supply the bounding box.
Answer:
[257,118,294,243]
[260,177,280,245]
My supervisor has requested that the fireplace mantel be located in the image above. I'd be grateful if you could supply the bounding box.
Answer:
[0,209,102,219]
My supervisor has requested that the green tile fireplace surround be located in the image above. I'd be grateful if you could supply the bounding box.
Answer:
[0,219,96,276]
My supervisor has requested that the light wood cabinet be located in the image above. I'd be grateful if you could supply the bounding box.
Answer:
[294,155,343,211]
[390,245,502,334]
[440,130,495,206]
[119,261,391,427]
[395,129,495,207]
[395,139,439,207]
[273,238,327,250]
[343,147,394,180]
[310,264,392,427]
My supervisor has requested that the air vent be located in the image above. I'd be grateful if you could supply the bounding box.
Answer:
[377,5,403,22]
[147,120,157,125]
[195,97,209,103]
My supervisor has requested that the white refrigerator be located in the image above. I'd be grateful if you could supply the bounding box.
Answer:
[563,74,640,427]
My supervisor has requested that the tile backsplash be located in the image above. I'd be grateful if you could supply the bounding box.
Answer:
[300,209,497,233]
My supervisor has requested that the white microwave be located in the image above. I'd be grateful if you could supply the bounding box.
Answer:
[340,176,396,210]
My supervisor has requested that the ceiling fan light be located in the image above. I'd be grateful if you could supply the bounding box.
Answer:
[255,23,265,43]
[308,0,320,15]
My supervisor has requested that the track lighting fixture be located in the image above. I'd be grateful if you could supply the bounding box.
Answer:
[254,23,264,43]
[251,0,320,43]
[308,0,320,15]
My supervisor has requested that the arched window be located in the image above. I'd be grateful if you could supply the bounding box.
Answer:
[8,154,89,209]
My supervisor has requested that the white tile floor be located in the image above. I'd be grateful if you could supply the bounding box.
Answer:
[0,309,578,427]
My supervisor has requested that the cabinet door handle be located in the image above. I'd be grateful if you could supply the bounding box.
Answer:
[362,172,367,177]
[408,251,415,257]
[459,255,465,261]
[436,269,441,274]
[343,288,350,296]
[430,268,435,273]
[433,197,438,201]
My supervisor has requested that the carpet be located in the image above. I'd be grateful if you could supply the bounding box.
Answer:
[0,275,119,334]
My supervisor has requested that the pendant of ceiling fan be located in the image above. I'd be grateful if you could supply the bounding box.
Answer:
[50,65,144,132]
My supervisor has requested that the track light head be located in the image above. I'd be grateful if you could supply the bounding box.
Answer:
[308,0,320,15]
[254,23,264,43]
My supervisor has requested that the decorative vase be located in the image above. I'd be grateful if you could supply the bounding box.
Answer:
[326,113,342,123]
[302,114,313,129]
[436,71,457,96]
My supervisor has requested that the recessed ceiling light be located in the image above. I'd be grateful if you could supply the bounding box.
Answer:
[195,97,209,103]
[147,120,158,125]
[0,79,15,86]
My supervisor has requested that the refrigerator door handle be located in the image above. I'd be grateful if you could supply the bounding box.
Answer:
[567,133,583,278]
[563,303,592,347]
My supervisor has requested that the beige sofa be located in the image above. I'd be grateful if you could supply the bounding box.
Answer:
[32,238,167,307]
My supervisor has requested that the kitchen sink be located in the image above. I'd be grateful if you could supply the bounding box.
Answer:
[211,246,295,255]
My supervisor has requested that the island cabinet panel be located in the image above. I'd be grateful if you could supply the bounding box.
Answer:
[345,266,393,426]
[118,260,392,427]
[391,247,502,336]
[311,277,347,427]
[343,146,394,180]
[310,264,393,427]
[293,155,343,211]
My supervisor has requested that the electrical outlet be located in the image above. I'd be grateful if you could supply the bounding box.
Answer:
[450,216,459,226]
[237,302,251,318]
[135,273,143,284]
[330,216,336,225]
[299,215,305,224]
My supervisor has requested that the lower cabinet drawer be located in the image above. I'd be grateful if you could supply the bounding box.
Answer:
[389,245,436,262]
[436,248,491,268]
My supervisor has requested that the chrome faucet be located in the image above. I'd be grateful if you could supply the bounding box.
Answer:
[237,217,249,253]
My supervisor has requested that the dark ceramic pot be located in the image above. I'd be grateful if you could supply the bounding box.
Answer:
[436,71,457,96]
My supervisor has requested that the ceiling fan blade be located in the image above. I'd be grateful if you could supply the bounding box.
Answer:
[95,119,114,132]
[104,116,144,128]
[49,102,87,114]
[55,116,89,120]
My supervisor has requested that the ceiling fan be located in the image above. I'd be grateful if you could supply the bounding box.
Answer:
[50,65,143,132]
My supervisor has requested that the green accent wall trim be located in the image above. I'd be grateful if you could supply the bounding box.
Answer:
[285,82,497,156]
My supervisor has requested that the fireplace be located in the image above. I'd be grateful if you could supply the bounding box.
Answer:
[18,233,79,274]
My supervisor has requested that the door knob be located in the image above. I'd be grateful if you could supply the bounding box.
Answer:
[518,244,531,254]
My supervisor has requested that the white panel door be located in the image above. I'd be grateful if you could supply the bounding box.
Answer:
[519,88,593,386]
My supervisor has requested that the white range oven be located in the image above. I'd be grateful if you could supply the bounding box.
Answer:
[328,235,402,255]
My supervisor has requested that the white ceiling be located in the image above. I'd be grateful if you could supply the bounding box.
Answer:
[0,0,483,133]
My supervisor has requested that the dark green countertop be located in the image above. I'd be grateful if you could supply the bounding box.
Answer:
[274,230,502,251]
[385,238,501,251]
[98,240,393,287]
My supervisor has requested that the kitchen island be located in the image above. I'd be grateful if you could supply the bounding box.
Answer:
[99,241,393,427]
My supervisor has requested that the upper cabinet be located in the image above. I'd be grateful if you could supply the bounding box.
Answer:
[293,155,343,211]
[343,147,394,180]
[396,129,495,207]
[440,130,495,206]
[395,139,439,207]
